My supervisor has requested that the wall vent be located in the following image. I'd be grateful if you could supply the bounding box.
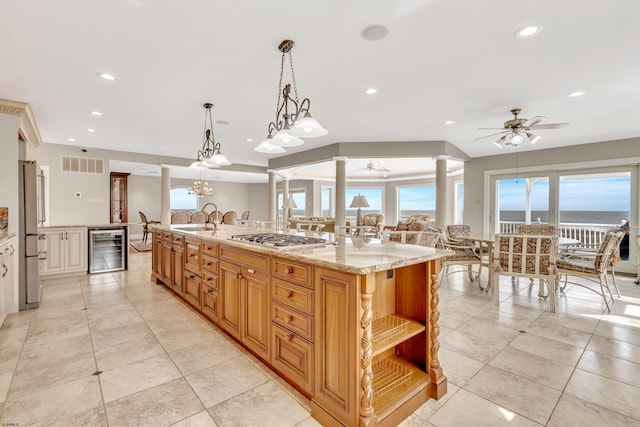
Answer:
[60,156,105,174]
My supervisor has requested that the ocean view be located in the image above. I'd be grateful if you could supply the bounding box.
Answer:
[500,210,629,225]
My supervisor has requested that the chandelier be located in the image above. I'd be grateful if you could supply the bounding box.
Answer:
[191,103,231,168]
[254,39,327,153]
[188,168,213,198]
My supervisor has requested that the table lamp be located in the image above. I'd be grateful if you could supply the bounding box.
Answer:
[349,194,369,226]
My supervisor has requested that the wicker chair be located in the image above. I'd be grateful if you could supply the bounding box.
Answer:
[171,211,189,224]
[190,211,208,224]
[240,210,250,221]
[492,234,558,312]
[556,230,624,311]
[515,224,559,236]
[208,211,223,224]
[223,211,237,225]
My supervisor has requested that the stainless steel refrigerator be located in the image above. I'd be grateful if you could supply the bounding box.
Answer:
[19,160,44,310]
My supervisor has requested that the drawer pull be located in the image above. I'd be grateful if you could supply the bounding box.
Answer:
[286,291,293,299]
[207,288,214,294]
[206,277,212,282]
[286,334,293,341]
[189,275,196,280]
[286,266,293,274]
[285,315,293,323]
[189,253,196,258]
[248,268,255,274]
[207,262,213,266]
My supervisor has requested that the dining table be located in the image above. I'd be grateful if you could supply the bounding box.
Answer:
[464,233,581,292]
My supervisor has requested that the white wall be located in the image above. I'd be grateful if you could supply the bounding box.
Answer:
[0,114,19,233]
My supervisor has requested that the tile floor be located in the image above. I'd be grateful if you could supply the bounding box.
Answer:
[1,250,639,426]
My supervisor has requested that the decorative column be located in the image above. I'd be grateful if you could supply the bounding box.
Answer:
[429,272,447,398]
[267,169,277,222]
[359,273,377,426]
[160,165,171,226]
[334,156,347,229]
[282,176,290,225]
[434,155,449,228]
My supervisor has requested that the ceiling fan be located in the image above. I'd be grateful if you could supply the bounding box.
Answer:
[355,159,390,172]
[476,108,569,148]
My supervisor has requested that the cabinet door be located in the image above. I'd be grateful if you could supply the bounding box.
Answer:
[183,273,201,309]
[163,240,173,285]
[219,261,242,340]
[242,268,270,359]
[201,279,219,324]
[64,228,87,272]
[172,248,184,294]
[41,231,65,275]
[154,233,164,277]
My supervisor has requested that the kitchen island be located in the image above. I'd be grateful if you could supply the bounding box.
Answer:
[150,224,448,426]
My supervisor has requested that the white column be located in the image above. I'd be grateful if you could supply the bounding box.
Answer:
[282,177,290,225]
[160,165,171,226]
[334,157,348,228]
[434,156,449,228]
[267,169,277,222]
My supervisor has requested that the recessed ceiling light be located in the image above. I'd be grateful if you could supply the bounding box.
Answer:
[216,120,230,125]
[364,88,377,95]
[88,128,95,133]
[515,25,543,39]
[443,120,455,125]
[246,138,253,142]
[361,25,389,41]
[97,72,116,81]
[568,91,587,98]
[67,137,76,142]
[90,111,102,116]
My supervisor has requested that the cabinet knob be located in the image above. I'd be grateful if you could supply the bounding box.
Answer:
[189,253,196,258]
[286,334,293,341]
[207,288,214,294]
[285,315,293,323]
[206,277,212,282]
[286,291,293,299]
[286,266,293,274]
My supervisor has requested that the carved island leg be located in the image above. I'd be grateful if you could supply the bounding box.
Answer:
[360,276,377,427]
[429,272,447,399]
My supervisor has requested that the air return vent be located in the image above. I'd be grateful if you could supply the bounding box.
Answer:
[60,156,105,174]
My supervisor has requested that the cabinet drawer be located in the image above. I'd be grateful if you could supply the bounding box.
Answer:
[220,244,269,272]
[272,302,314,342]
[202,254,218,274]
[272,278,313,315]
[185,237,201,275]
[271,323,313,395]
[272,257,313,288]
[202,241,218,257]
[172,234,184,250]
[201,282,218,323]
[201,270,218,291]
[183,272,201,309]
[163,232,172,241]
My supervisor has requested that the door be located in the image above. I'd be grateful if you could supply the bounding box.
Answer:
[64,228,86,272]
[219,261,242,340]
[491,176,551,234]
[241,268,270,359]
[41,230,65,275]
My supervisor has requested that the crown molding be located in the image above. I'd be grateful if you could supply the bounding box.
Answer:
[0,98,43,148]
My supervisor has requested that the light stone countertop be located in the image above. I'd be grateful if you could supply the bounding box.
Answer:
[153,224,449,275]
[0,232,17,246]
[39,224,134,229]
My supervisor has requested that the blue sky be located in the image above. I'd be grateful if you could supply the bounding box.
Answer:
[499,175,630,211]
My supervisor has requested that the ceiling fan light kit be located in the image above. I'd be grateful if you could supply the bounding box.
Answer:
[478,108,568,148]
[255,39,327,153]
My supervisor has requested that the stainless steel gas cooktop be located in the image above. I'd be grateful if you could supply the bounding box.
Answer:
[229,233,327,248]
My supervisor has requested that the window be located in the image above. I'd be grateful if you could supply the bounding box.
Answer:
[321,186,334,217]
[454,181,464,224]
[346,187,383,216]
[495,176,549,232]
[397,185,435,220]
[170,187,197,211]
[277,189,306,218]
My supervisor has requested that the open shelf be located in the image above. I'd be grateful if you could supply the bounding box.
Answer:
[372,314,425,357]
[372,354,428,413]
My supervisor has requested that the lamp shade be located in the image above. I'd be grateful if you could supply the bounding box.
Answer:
[289,113,328,137]
[271,129,304,147]
[283,196,297,209]
[349,195,370,208]
[254,136,286,153]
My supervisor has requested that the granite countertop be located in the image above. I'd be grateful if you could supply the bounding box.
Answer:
[0,232,17,246]
[152,224,449,275]
[39,223,135,229]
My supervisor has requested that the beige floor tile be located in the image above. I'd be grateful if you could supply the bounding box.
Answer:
[170,410,218,427]
[208,380,309,427]
[23,317,89,349]
[438,348,484,387]
[524,323,592,348]
[168,338,242,376]
[398,384,459,427]
[586,335,640,364]
[90,321,155,352]
[428,389,541,427]
[440,330,506,363]
[489,346,574,390]
[594,322,640,346]
[577,350,640,388]
[456,318,521,346]
[100,353,181,403]
[465,365,561,424]
[294,417,323,427]
[535,310,600,333]
[475,310,538,331]
[47,405,108,427]
[548,393,638,426]
[106,378,204,426]
[565,369,640,420]
[185,357,270,408]
[510,333,584,366]
[155,324,222,352]
[0,376,102,426]
[95,335,166,371]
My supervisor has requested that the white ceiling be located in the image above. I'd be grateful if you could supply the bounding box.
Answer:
[2,0,640,181]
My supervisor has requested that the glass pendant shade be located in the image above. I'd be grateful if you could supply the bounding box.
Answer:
[289,113,328,137]
[271,129,304,147]
[208,150,232,167]
[254,136,286,153]
[510,133,524,145]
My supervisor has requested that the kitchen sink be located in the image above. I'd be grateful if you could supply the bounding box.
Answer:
[173,226,213,232]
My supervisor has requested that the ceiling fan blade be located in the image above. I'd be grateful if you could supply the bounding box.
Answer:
[529,122,569,130]
[524,115,547,126]
[478,127,506,130]
[474,130,509,141]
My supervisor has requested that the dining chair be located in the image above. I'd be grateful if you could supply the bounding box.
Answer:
[223,211,238,225]
[492,234,558,312]
[439,227,483,284]
[556,230,624,311]
[170,211,189,224]
[190,211,208,224]
[240,210,250,221]
[138,211,159,244]
[515,224,559,236]
[208,211,223,224]
[296,222,325,232]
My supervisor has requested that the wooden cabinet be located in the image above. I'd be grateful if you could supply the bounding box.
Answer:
[152,231,162,276]
[110,172,129,223]
[201,273,219,323]
[0,237,16,327]
[183,271,201,309]
[272,322,314,395]
[219,261,242,340]
[171,234,184,294]
[40,227,87,276]
[162,233,173,286]
[241,267,270,359]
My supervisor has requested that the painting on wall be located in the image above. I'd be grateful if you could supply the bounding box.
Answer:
[0,207,7,234]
